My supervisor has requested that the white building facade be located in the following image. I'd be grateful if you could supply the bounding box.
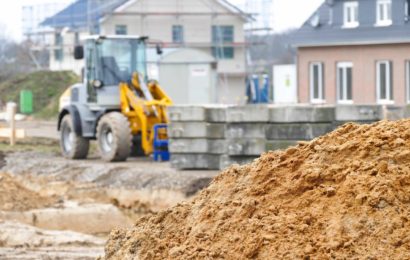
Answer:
[45,0,251,104]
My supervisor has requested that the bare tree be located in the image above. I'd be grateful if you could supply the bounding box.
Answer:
[0,27,37,82]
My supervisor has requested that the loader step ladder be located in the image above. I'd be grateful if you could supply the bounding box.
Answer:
[153,124,170,162]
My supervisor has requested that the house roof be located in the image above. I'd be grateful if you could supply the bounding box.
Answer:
[42,0,252,29]
[292,0,410,47]
[41,0,128,29]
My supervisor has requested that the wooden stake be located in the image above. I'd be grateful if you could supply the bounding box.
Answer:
[7,103,16,146]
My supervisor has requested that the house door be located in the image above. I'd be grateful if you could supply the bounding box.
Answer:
[188,64,211,104]
[273,65,297,104]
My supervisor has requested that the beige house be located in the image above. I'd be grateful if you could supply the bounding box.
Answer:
[42,0,251,104]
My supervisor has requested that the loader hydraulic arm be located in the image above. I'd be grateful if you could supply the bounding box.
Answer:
[119,73,172,155]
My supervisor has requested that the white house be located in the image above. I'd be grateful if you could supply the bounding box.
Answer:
[42,0,252,104]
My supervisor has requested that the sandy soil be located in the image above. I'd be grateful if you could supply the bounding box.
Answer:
[105,120,410,259]
[0,173,57,211]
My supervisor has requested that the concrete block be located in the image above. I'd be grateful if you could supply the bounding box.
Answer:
[266,140,299,151]
[225,123,266,138]
[227,138,266,156]
[205,106,228,122]
[168,122,225,139]
[226,105,269,122]
[265,123,334,140]
[335,105,383,122]
[168,106,206,122]
[269,105,335,123]
[169,139,227,154]
[403,105,410,118]
[171,154,221,170]
[385,106,404,120]
[219,155,257,170]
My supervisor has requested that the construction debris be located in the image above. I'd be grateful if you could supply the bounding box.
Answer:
[105,120,410,259]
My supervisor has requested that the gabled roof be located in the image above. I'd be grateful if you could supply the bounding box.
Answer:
[108,0,253,22]
[292,0,410,47]
[42,0,252,29]
[217,0,254,21]
[41,0,128,29]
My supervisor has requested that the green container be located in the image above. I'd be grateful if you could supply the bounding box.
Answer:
[20,90,33,114]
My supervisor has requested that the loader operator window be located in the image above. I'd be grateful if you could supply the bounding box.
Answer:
[95,39,147,86]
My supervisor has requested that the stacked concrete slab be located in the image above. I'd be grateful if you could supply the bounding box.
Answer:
[221,106,269,170]
[266,105,335,153]
[168,104,409,170]
[168,106,227,170]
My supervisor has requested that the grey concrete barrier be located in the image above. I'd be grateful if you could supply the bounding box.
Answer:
[227,138,266,156]
[226,105,269,123]
[168,106,206,122]
[169,139,227,154]
[225,123,266,139]
[205,106,228,122]
[168,122,225,139]
[265,123,334,140]
[335,105,383,122]
[269,105,335,123]
[171,154,221,170]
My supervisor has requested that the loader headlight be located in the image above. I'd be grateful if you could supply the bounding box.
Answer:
[93,80,103,88]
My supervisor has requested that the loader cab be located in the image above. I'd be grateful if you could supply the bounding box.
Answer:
[74,35,149,106]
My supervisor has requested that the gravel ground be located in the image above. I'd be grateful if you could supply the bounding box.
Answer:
[2,151,218,196]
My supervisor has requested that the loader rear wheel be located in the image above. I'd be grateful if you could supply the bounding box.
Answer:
[97,112,131,162]
[60,115,89,159]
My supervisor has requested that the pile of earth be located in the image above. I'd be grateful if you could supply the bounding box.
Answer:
[105,120,410,259]
[0,173,57,211]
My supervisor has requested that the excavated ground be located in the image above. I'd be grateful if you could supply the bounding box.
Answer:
[0,173,57,211]
[0,139,218,259]
[105,120,410,259]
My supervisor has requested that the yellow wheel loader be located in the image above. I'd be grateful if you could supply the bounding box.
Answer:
[58,35,172,162]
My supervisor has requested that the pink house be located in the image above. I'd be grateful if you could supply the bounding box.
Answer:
[293,0,410,106]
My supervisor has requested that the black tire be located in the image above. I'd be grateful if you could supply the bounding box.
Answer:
[96,112,131,162]
[130,134,145,157]
[60,115,89,159]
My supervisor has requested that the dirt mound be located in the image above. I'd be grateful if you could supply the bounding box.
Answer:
[105,120,410,259]
[0,173,57,211]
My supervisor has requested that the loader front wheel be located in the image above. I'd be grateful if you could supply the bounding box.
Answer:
[60,115,89,159]
[97,112,131,162]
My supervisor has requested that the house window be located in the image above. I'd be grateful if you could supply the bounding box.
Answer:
[212,26,234,59]
[337,62,353,103]
[343,2,359,28]
[310,62,325,103]
[376,0,392,26]
[115,25,127,35]
[172,25,184,43]
[54,32,63,62]
[54,49,63,62]
[376,61,393,103]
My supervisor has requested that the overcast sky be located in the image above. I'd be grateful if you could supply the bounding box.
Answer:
[0,0,323,41]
